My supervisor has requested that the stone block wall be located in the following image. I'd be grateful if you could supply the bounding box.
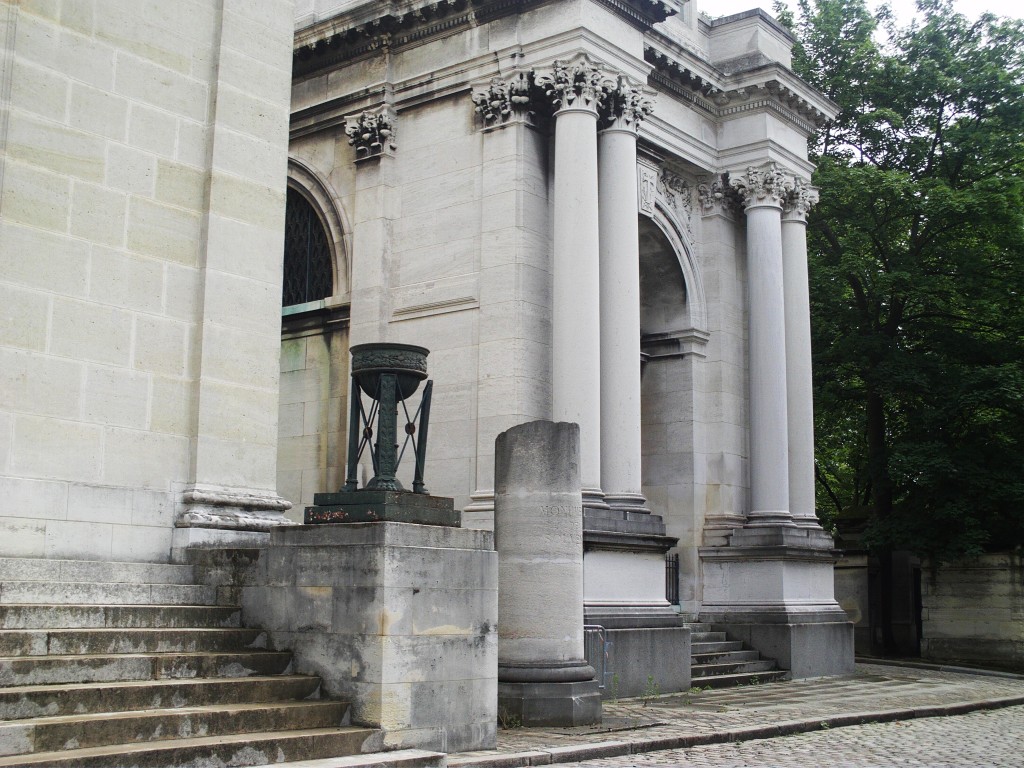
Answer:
[921,552,1024,671]
[0,0,294,561]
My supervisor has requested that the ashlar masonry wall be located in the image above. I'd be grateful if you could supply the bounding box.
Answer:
[0,0,294,562]
[921,552,1024,671]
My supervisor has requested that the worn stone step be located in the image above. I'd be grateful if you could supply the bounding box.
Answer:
[0,674,320,720]
[695,669,790,688]
[690,640,744,654]
[0,559,197,586]
[691,649,761,665]
[692,659,779,677]
[0,627,263,656]
[0,726,375,767]
[0,650,292,686]
[0,604,239,630]
[690,631,728,643]
[247,750,446,768]
[0,700,346,757]
[0,582,215,606]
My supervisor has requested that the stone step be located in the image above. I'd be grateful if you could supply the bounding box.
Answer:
[0,581,216,606]
[692,659,779,678]
[0,604,239,630]
[0,700,346,757]
[690,631,727,643]
[690,640,744,654]
[247,750,446,768]
[0,726,375,767]
[0,650,292,686]
[691,649,761,665]
[0,627,263,656]
[693,669,790,689]
[0,559,197,586]
[0,674,321,720]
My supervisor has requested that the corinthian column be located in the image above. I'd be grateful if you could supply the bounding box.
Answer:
[598,76,651,514]
[731,164,796,527]
[782,180,821,527]
[543,57,606,509]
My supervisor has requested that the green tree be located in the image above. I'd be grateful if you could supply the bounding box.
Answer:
[780,0,1024,652]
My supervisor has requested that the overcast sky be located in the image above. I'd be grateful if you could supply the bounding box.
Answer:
[704,0,1024,22]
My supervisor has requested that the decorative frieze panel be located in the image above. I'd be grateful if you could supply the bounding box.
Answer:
[344,110,396,160]
[658,170,693,237]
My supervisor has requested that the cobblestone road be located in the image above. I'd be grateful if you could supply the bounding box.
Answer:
[553,704,1024,767]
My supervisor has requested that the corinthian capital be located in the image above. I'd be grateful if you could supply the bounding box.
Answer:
[783,178,820,221]
[599,75,654,132]
[729,163,793,210]
[344,110,396,161]
[471,71,536,127]
[537,56,607,113]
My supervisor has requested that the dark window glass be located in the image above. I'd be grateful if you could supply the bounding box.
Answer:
[283,188,333,306]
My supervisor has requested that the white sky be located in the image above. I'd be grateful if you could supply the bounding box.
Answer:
[703,0,1024,22]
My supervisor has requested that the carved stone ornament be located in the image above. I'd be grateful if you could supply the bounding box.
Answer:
[729,162,793,209]
[637,163,658,217]
[471,71,536,126]
[658,169,693,236]
[600,75,654,131]
[537,57,607,113]
[344,110,396,160]
[697,175,730,216]
[783,177,820,221]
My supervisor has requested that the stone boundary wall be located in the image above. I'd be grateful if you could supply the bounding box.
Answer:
[921,552,1024,671]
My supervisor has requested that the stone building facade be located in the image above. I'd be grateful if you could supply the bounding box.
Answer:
[0,0,853,711]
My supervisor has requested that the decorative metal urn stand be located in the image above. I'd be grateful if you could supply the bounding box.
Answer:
[304,343,461,527]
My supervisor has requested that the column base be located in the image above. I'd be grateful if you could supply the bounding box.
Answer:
[462,489,495,531]
[176,485,294,532]
[497,679,601,727]
[604,492,650,515]
[582,487,610,512]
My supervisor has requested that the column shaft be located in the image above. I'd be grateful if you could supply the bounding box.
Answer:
[782,210,817,526]
[552,105,603,502]
[598,127,646,512]
[744,202,794,525]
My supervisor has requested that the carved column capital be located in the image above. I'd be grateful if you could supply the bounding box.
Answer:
[783,178,820,222]
[697,174,733,217]
[471,71,537,128]
[730,163,792,210]
[537,56,607,115]
[344,109,396,161]
[599,74,654,132]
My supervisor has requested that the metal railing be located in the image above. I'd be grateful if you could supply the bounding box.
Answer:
[665,553,680,605]
[583,624,613,690]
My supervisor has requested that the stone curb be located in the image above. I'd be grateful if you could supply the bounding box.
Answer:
[855,656,1024,680]
[446,695,1024,767]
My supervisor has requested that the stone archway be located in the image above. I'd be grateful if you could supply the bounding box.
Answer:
[638,212,708,617]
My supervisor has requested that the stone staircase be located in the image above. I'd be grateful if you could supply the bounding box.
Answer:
[0,556,391,768]
[690,626,789,688]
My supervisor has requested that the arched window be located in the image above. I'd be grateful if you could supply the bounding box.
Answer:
[283,187,333,306]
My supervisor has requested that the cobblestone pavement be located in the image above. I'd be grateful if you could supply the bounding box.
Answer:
[557,705,1024,767]
[451,664,1024,767]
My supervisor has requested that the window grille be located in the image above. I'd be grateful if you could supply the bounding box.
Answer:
[283,187,332,306]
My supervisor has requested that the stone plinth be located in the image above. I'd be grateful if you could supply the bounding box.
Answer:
[240,522,497,752]
[494,421,601,727]
[305,490,460,527]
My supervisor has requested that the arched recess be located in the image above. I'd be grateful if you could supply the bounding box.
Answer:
[638,203,709,619]
[277,159,353,518]
[286,158,351,300]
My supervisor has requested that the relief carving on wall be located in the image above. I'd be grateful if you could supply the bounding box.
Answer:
[658,169,693,236]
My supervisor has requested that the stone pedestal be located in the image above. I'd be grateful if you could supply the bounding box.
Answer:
[304,490,460,527]
[240,522,497,752]
[494,420,601,726]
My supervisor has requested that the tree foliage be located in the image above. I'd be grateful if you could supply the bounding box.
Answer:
[780,0,1024,565]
